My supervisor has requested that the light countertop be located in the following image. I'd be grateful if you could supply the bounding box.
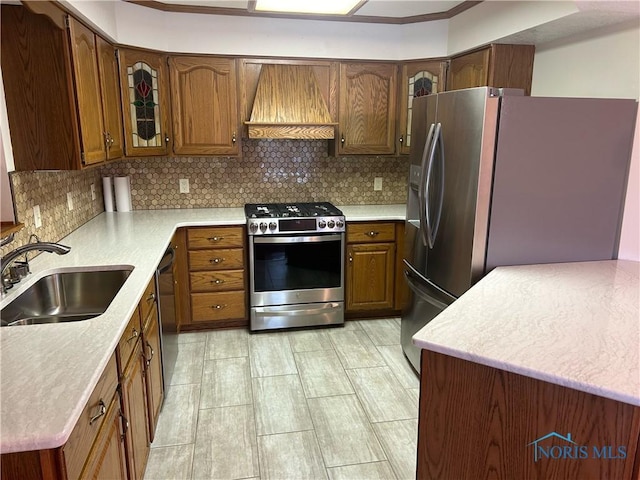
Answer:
[0,204,405,453]
[413,260,640,406]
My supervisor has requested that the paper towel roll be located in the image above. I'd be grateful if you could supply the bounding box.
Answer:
[102,177,114,212]
[114,176,132,212]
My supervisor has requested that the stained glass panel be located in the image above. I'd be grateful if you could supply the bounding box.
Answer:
[406,70,438,148]
[127,62,162,148]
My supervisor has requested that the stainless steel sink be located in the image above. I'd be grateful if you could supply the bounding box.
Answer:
[1,267,134,327]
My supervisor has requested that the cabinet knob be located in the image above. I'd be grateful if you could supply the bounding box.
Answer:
[211,278,224,285]
[164,134,170,145]
[367,231,380,237]
[232,132,237,144]
[210,257,224,264]
[341,134,345,145]
[208,236,224,242]
[399,135,404,144]
[211,304,227,310]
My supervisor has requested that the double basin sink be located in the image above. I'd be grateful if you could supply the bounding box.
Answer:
[1,267,134,327]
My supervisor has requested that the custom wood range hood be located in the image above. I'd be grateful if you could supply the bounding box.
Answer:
[245,64,337,139]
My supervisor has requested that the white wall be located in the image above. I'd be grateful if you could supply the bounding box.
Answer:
[531,21,640,261]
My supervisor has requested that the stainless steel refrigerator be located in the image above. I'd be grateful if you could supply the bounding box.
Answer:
[401,87,637,372]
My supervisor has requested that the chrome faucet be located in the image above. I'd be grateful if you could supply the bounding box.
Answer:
[1,241,71,293]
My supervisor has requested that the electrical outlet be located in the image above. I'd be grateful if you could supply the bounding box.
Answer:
[374,177,383,191]
[90,183,96,200]
[33,205,42,229]
[67,192,74,211]
[179,178,190,194]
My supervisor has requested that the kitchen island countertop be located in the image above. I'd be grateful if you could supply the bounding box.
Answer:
[0,204,404,453]
[413,260,640,406]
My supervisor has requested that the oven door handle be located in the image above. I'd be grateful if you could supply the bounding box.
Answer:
[252,234,344,244]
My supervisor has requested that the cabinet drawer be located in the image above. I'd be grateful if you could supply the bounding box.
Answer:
[63,353,118,480]
[347,222,396,243]
[188,226,244,249]
[190,270,245,292]
[139,277,157,326]
[191,291,246,322]
[117,310,142,372]
[189,248,244,271]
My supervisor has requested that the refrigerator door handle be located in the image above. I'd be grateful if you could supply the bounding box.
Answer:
[403,260,456,307]
[430,122,445,247]
[419,123,436,247]
[425,122,443,248]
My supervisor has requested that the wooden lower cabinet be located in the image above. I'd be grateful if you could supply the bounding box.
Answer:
[119,339,150,480]
[81,393,127,480]
[142,302,164,442]
[418,350,640,480]
[179,226,248,330]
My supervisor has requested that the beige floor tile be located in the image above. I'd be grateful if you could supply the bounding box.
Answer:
[253,374,313,435]
[144,444,194,480]
[205,328,249,359]
[307,395,387,468]
[200,357,252,408]
[408,388,420,411]
[342,320,363,330]
[328,330,386,369]
[358,319,401,346]
[376,345,420,389]
[346,367,417,423]
[373,419,419,480]
[151,384,200,447]
[171,341,205,385]
[192,405,259,479]
[288,329,334,353]
[249,333,297,377]
[327,461,397,480]
[257,430,327,480]
[294,350,354,398]
[177,332,206,344]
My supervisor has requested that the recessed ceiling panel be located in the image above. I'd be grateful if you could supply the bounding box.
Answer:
[355,1,466,17]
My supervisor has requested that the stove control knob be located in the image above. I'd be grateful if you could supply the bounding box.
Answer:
[327,220,336,229]
[249,222,258,234]
[318,220,327,228]
[336,219,344,229]
[268,221,277,231]
[259,222,267,232]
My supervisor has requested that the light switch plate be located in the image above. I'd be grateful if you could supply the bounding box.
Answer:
[179,178,190,194]
[67,192,74,211]
[90,183,96,200]
[374,177,383,191]
[33,205,42,229]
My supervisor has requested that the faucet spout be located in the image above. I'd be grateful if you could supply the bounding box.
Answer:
[1,242,72,291]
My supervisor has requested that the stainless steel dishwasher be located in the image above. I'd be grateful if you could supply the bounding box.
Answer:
[155,246,178,393]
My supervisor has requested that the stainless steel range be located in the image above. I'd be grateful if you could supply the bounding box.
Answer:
[245,202,345,331]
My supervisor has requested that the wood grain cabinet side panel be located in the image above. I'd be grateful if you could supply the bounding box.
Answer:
[418,350,640,480]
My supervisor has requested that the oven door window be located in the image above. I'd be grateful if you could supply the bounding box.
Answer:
[253,238,342,292]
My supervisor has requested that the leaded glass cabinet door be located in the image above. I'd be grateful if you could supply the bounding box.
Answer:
[398,61,445,155]
[118,49,171,156]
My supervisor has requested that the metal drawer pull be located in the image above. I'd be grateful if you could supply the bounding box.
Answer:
[120,410,129,437]
[211,278,224,285]
[89,400,106,425]
[127,329,139,342]
[211,304,227,310]
[210,257,224,264]
[145,340,154,366]
[367,231,380,237]
[207,236,224,242]
[146,292,155,303]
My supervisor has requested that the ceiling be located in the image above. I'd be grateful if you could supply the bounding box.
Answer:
[124,0,480,23]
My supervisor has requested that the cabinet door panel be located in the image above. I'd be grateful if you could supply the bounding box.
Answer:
[68,17,106,165]
[96,36,124,159]
[446,48,490,91]
[347,243,395,311]
[339,63,397,155]
[188,248,244,271]
[143,303,164,442]
[191,291,246,322]
[119,48,171,156]
[170,56,239,155]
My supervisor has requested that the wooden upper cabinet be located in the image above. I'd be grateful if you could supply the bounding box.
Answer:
[96,37,125,160]
[397,60,446,155]
[446,44,535,95]
[68,17,107,166]
[119,48,171,156]
[338,62,398,155]
[169,56,239,155]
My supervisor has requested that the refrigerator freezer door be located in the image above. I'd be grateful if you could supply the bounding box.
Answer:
[426,87,499,297]
[485,96,638,269]
[400,262,456,372]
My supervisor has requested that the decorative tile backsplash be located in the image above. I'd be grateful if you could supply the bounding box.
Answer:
[3,140,409,256]
[101,140,409,209]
